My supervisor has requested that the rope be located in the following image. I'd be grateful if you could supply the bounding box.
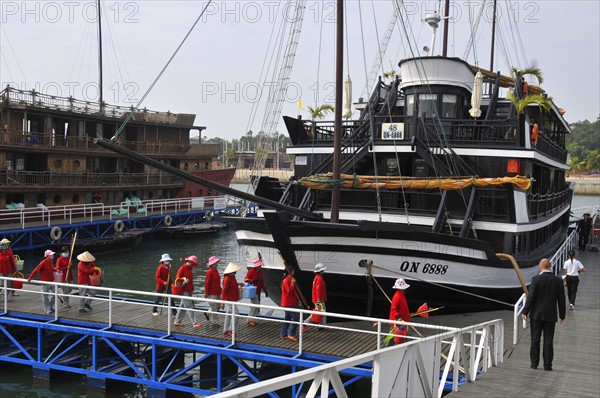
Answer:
[111,0,214,141]
[369,263,515,308]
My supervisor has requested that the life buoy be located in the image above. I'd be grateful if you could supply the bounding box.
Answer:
[164,215,173,226]
[114,220,125,233]
[531,123,539,143]
[50,226,62,241]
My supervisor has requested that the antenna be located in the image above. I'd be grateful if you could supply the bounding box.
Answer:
[423,10,441,56]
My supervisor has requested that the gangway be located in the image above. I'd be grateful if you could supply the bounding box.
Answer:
[1,277,503,397]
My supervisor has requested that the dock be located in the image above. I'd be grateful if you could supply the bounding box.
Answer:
[1,244,597,396]
[446,248,600,397]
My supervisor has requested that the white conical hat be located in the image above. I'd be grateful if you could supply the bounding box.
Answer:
[77,251,96,262]
[223,262,241,274]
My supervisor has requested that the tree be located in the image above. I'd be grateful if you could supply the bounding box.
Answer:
[511,66,544,85]
[568,156,586,174]
[307,104,334,121]
[584,150,600,172]
[506,92,552,115]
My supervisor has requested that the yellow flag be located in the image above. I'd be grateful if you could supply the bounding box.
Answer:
[298,98,303,109]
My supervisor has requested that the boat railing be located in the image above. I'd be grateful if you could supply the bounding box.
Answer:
[0,169,182,187]
[0,196,231,229]
[1,276,504,397]
[535,132,568,163]
[1,85,191,125]
[549,228,578,275]
[527,188,570,220]
[0,128,192,155]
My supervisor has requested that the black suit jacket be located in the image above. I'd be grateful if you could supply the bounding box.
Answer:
[522,271,566,322]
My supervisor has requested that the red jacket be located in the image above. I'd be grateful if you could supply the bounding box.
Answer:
[0,251,16,275]
[205,267,222,296]
[222,274,240,302]
[311,273,327,303]
[29,257,55,282]
[280,275,299,308]
[175,264,194,293]
[244,267,266,296]
[78,261,97,285]
[155,263,172,291]
[55,255,73,282]
[389,290,411,323]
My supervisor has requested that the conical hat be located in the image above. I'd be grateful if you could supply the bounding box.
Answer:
[77,251,96,262]
[223,262,241,274]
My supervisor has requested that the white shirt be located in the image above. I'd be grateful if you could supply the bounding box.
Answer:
[563,258,584,276]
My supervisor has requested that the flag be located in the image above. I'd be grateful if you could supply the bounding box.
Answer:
[298,98,303,109]
[416,302,429,318]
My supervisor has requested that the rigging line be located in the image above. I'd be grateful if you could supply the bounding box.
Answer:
[0,25,28,86]
[496,8,519,71]
[102,7,129,100]
[357,1,380,223]
[369,263,514,307]
[68,19,92,84]
[103,6,134,97]
[246,11,282,133]
[111,0,214,141]
[501,3,522,69]
[245,7,279,133]
[509,0,528,68]
[462,0,486,64]
[0,48,15,83]
[257,7,288,133]
[315,0,325,106]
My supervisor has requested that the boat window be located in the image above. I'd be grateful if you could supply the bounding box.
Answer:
[405,94,415,116]
[418,94,437,117]
[442,94,457,118]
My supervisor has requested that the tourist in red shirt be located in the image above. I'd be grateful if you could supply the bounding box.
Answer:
[152,253,176,316]
[244,258,267,326]
[280,269,300,342]
[303,263,328,330]
[221,262,243,337]
[204,256,222,325]
[388,278,411,345]
[77,251,98,313]
[54,246,73,308]
[0,240,17,296]
[173,255,201,329]
[28,249,56,314]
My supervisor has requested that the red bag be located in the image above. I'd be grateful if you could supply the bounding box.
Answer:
[310,303,324,324]
[393,325,408,344]
[12,272,24,289]
[171,277,184,295]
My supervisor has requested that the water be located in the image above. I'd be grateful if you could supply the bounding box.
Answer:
[2,192,599,396]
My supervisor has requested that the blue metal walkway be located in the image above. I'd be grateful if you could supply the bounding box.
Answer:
[0,281,376,397]
[0,196,245,251]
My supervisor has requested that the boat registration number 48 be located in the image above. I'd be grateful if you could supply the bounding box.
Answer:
[399,261,448,275]
[381,123,404,140]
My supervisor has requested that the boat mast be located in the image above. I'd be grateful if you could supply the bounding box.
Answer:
[330,0,343,223]
[97,0,103,106]
[442,0,450,56]
[489,0,497,72]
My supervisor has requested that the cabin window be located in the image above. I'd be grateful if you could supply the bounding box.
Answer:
[72,194,80,203]
[442,94,457,118]
[418,94,437,117]
[405,95,415,116]
[53,194,62,204]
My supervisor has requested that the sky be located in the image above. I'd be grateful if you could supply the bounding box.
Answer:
[1,0,598,140]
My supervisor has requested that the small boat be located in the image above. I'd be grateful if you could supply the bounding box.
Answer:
[163,222,227,236]
[54,230,147,254]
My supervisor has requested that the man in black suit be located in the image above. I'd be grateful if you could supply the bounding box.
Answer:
[522,258,566,371]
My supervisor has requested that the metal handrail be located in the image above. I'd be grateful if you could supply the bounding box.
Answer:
[0,195,237,229]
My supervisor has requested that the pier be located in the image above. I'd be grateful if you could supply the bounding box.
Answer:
[1,230,597,397]
[0,196,247,252]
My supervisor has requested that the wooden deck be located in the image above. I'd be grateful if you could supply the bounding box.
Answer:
[2,287,381,360]
[447,249,600,397]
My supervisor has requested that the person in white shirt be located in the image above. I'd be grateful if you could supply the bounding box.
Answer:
[562,250,587,310]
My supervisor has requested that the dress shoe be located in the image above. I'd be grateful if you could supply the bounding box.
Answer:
[530,365,538,369]
[544,366,553,371]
